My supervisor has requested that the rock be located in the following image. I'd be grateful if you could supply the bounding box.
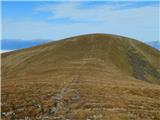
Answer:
[48,107,57,115]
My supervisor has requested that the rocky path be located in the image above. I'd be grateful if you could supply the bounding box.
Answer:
[40,74,82,120]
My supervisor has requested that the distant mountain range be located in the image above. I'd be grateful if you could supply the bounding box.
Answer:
[1,39,50,51]
[146,41,160,50]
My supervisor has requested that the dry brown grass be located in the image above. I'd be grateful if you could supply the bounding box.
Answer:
[1,34,160,120]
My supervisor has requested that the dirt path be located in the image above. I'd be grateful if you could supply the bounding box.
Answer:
[39,75,81,120]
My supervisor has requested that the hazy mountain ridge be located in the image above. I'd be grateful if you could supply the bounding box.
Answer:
[1,39,50,51]
[146,41,160,50]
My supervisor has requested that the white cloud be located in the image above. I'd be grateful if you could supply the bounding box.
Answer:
[2,2,159,42]
[35,2,159,22]
[0,50,12,53]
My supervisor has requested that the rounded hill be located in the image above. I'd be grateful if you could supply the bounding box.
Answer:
[1,34,160,120]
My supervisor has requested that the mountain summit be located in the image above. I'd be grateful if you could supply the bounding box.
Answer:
[2,34,160,120]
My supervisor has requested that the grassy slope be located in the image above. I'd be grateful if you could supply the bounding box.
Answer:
[1,34,160,120]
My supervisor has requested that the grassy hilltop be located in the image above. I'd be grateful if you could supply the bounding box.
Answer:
[1,34,160,120]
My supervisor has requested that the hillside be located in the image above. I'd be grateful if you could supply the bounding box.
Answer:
[1,34,160,120]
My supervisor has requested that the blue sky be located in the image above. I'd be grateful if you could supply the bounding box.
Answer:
[1,1,160,51]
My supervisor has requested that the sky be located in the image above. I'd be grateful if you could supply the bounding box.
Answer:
[1,1,160,51]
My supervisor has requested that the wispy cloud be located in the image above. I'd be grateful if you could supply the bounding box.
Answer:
[2,1,159,43]
[35,1,158,22]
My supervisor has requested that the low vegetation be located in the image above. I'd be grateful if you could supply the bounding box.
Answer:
[1,34,160,120]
